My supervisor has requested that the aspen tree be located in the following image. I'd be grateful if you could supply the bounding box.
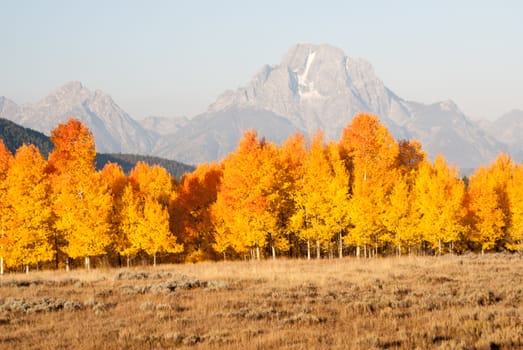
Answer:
[3,145,53,272]
[0,140,13,274]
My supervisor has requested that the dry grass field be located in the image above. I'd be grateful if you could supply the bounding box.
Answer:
[0,255,522,349]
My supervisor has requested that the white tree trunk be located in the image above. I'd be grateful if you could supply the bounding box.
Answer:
[307,239,311,260]
[316,239,321,259]
[126,255,130,268]
[153,253,157,267]
[256,245,260,261]
[271,245,276,260]
[25,265,29,274]
[66,257,70,272]
[0,257,3,275]
[85,256,90,271]
[356,246,360,258]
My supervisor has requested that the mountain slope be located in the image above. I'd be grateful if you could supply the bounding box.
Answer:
[154,108,299,165]
[139,115,189,136]
[1,82,155,154]
[0,117,54,157]
[482,109,523,160]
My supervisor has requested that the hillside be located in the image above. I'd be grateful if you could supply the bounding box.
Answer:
[0,117,54,157]
[0,118,194,178]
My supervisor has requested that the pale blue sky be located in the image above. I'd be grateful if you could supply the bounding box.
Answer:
[1,0,522,120]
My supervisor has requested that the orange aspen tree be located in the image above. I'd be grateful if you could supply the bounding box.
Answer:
[171,162,222,262]
[340,113,399,257]
[466,154,512,253]
[49,118,112,271]
[507,164,523,253]
[397,139,426,175]
[100,162,128,265]
[413,155,465,255]
[3,145,53,273]
[324,142,350,258]
[0,140,13,275]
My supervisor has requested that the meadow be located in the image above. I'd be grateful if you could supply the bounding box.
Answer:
[0,255,522,349]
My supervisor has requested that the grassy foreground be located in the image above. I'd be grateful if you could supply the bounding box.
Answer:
[0,255,522,349]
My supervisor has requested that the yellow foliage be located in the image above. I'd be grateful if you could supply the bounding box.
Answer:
[413,155,465,254]
[2,145,54,268]
[466,154,512,252]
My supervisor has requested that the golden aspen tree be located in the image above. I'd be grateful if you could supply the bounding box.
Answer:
[2,145,53,272]
[212,130,278,260]
[507,164,523,253]
[466,154,513,253]
[54,171,112,271]
[128,162,173,204]
[132,196,182,266]
[49,118,112,270]
[323,142,350,258]
[126,162,182,265]
[117,184,141,266]
[258,141,293,259]
[0,140,13,274]
[340,113,399,257]
[171,162,222,262]
[290,132,338,259]
[413,155,465,255]
[211,221,233,261]
[382,175,419,255]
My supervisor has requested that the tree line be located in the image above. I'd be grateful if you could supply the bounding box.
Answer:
[1,114,522,272]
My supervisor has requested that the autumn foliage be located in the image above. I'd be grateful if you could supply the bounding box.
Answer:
[2,115,523,272]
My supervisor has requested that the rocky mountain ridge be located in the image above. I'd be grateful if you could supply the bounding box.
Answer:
[0,44,516,168]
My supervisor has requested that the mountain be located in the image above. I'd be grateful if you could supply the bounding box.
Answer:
[176,43,501,168]
[0,44,511,168]
[0,82,155,154]
[0,118,194,178]
[152,108,299,165]
[482,109,523,160]
[208,44,410,140]
[139,115,189,136]
[402,100,502,167]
